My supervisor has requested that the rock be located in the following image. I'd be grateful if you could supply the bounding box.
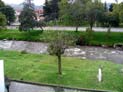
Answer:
[102,45,108,48]
[114,43,123,50]
[120,69,123,73]
[74,48,81,52]
[111,51,116,54]
[80,51,86,55]
[81,57,86,59]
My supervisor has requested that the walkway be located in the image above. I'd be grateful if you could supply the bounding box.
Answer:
[7,26,123,32]
[9,81,107,92]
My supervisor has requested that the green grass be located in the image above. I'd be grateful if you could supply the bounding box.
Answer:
[0,29,123,46]
[0,50,123,91]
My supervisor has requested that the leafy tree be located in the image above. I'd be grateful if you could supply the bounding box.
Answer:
[35,20,46,31]
[48,32,67,75]
[85,0,104,30]
[111,2,123,25]
[19,3,37,31]
[109,4,113,12]
[59,0,71,25]
[118,3,123,23]
[43,0,60,21]
[104,1,108,12]
[59,0,87,32]
[0,5,15,25]
[69,0,86,32]
[0,0,4,8]
[105,12,119,27]
[0,12,6,29]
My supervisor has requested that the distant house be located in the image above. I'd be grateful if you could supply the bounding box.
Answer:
[14,6,44,23]
[68,0,76,4]
[35,9,44,21]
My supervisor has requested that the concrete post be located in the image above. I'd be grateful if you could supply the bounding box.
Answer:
[0,60,5,92]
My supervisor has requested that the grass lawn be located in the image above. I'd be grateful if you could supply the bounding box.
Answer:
[0,50,123,91]
[0,29,123,46]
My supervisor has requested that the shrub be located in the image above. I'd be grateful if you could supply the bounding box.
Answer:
[20,50,28,54]
[76,35,89,46]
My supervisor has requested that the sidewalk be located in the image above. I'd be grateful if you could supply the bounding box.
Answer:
[9,81,108,92]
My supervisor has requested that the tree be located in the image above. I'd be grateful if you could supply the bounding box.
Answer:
[43,0,59,21]
[0,0,4,8]
[109,4,113,12]
[104,1,108,12]
[104,12,119,27]
[0,12,6,29]
[19,2,37,31]
[48,32,67,75]
[119,3,123,23]
[85,0,104,30]
[0,5,15,25]
[69,0,86,32]
[35,20,46,31]
[59,0,87,32]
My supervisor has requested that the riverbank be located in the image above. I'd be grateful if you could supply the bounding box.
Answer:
[0,30,123,46]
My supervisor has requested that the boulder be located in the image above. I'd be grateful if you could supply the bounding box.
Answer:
[113,43,123,50]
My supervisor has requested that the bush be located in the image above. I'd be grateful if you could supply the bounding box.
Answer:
[0,12,6,30]
[76,35,89,46]
[20,50,28,54]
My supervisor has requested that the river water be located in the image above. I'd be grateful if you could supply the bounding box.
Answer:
[0,40,123,64]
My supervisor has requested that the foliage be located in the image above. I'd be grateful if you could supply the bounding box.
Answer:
[119,3,123,23]
[0,30,123,46]
[59,0,105,29]
[19,3,37,31]
[0,0,4,7]
[48,32,67,75]
[0,12,6,29]
[0,5,15,25]
[2,50,123,91]
[109,3,113,12]
[76,34,89,46]
[59,0,86,32]
[105,12,119,27]
[35,20,46,32]
[104,2,108,12]
[85,0,104,29]
[43,0,59,21]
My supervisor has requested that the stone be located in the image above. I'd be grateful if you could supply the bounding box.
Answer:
[120,69,123,73]
[74,48,81,52]
[81,57,86,59]
[111,51,116,54]
[80,51,86,55]
[114,43,123,50]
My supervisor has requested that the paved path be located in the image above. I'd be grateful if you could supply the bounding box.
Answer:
[44,26,123,32]
[9,82,89,92]
[0,40,123,64]
[7,26,123,32]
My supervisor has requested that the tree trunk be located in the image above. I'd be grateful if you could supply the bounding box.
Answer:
[58,55,62,75]
[75,26,78,32]
[40,26,44,32]
[90,24,93,30]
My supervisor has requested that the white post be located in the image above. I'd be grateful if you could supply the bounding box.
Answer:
[0,60,5,92]
[97,67,102,82]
